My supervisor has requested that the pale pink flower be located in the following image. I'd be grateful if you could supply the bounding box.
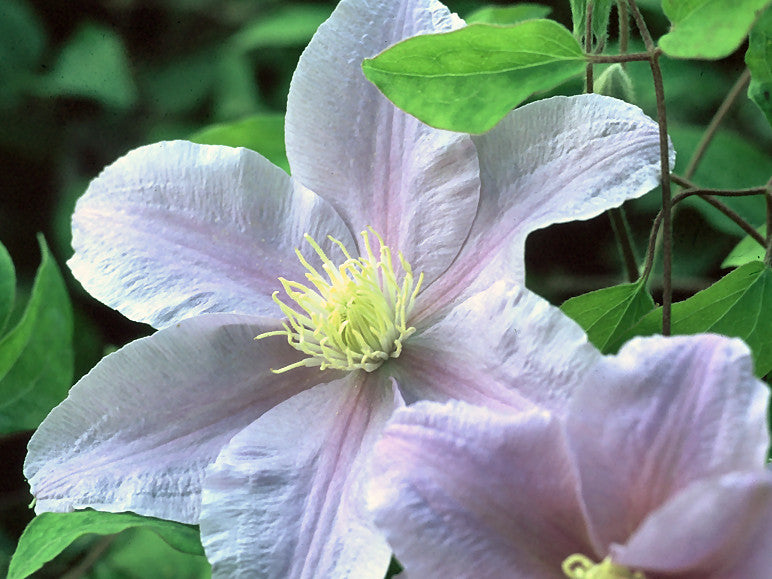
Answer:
[25,0,667,576]
[369,334,772,579]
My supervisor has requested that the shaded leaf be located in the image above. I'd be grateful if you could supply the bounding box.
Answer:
[8,511,205,579]
[362,19,585,133]
[465,3,552,25]
[36,22,137,109]
[0,236,73,434]
[0,241,15,334]
[618,262,772,376]
[561,280,655,353]
[190,113,288,172]
[722,225,767,268]
[746,5,772,125]
[569,0,613,47]
[230,4,332,51]
[659,0,770,59]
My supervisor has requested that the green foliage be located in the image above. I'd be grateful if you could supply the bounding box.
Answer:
[465,3,552,25]
[362,20,585,133]
[35,22,137,109]
[190,114,289,172]
[0,0,46,106]
[746,5,772,125]
[569,0,613,48]
[0,236,73,434]
[0,242,15,334]
[230,4,333,51]
[620,262,772,376]
[594,63,635,102]
[659,0,771,59]
[723,225,767,268]
[561,280,656,353]
[7,511,206,579]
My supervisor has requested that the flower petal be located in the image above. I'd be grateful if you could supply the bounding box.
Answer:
[566,334,770,553]
[368,401,592,578]
[285,0,480,285]
[418,94,668,313]
[24,314,328,523]
[69,140,355,328]
[614,471,772,578]
[396,281,600,413]
[199,372,399,579]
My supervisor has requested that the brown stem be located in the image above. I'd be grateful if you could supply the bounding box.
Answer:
[617,0,629,65]
[608,208,640,281]
[585,2,594,92]
[628,0,673,335]
[588,50,657,63]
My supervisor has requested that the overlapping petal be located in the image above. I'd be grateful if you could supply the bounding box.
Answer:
[69,141,355,328]
[418,94,669,314]
[24,314,329,523]
[368,401,592,578]
[614,471,772,577]
[397,281,600,412]
[567,335,770,553]
[286,0,480,286]
[200,373,399,578]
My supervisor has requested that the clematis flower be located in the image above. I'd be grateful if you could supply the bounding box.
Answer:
[25,0,667,576]
[369,334,772,579]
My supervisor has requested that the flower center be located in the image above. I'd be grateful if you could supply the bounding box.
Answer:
[562,554,646,579]
[257,228,422,373]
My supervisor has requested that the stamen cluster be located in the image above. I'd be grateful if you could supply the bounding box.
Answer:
[258,229,422,373]
[562,554,646,579]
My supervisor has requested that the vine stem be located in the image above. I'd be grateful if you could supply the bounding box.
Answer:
[617,0,629,65]
[587,50,657,63]
[585,1,594,92]
[766,178,772,267]
[628,0,673,335]
[684,68,752,180]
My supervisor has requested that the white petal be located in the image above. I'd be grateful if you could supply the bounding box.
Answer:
[200,373,399,579]
[566,334,770,553]
[285,0,479,285]
[614,471,772,578]
[398,281,600,414]
[25,314,329,523]
[69,140,355,328]
[368,401,592,578]
[419,94,668,312]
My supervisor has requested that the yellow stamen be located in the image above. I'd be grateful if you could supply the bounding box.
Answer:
[562,554,646,579]
[256,228,422,373]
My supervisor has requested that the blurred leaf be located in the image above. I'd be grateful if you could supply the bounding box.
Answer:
[190,113,288,172]
[89,527,210,579]
[8,511,205,579]
[619,262,772,376]
[362,20,585,133]
[569,0,613,47]
[37,22,137,109]
[670,126,771,234]
[723,225,767,268]
[0,236,73,434]
[746,5,772,125]
[561,279,655,353]
[465,3,552,25]
[230,4,332,52]
[212,51,261,120]
[0,0,46,105]
[0,241,15,334]
[659,0,770,59]
[140,50,218,115]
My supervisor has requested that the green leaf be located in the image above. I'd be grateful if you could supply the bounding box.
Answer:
[8,510,205,579]
[36,22,137,109]
[659,0,770,59]
[722,225,767,268]
[362,20,585,133]
[561,280,656,353]
[746,5,772,125]
[190,114,288,173]
[465,3,552,25]
[619,262,772,376]
[0,241,15,334]
[230,4,332,51]
[0,235,73,434]
[569,0,614,47]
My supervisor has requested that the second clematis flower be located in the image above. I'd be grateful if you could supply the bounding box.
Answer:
[25,0,668,576]
[369,334,772,578]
